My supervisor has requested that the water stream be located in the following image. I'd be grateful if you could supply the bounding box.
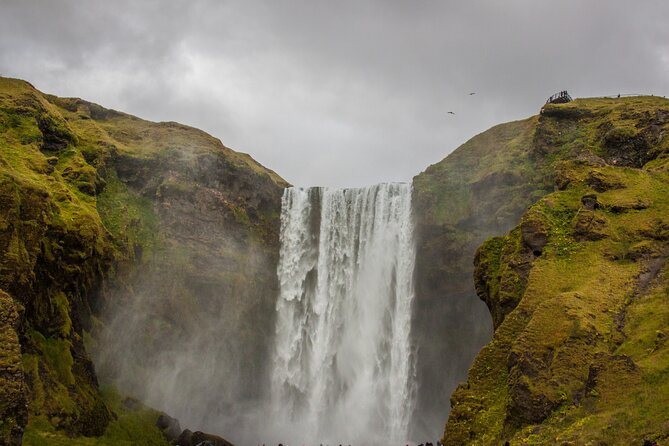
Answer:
[270,184,417,445]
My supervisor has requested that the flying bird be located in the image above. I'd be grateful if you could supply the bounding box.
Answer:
[447,111,455,115]
[469,92,476,95]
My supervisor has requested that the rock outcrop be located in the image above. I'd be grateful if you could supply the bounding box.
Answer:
[4,74,669,446]
[412,115,551,437]
[442,96,669,444]
[0,290,27,445]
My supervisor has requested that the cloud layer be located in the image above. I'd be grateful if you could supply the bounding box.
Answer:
[2,0,668,186]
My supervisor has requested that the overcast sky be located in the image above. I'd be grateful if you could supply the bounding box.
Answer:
[1,1,668,187]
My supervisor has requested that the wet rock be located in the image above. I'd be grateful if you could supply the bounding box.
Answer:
[156,413,181,442]
[176,429,235,446]
[122,397,141,411]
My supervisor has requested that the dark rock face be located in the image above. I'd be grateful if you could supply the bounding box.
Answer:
[474,230,534,330]
[156,413,181,442]
[411,116,547,439]
[520,211,549,256]
[0,290,27,446]
[177,429,235,446]
[86,107,288,437]
[411,221,495,437]
[444,97,669,445]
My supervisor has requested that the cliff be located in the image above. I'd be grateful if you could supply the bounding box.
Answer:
[412,114,552,437]
[4,74,669,445]
[438,96,669,444]
[0,77,287,444]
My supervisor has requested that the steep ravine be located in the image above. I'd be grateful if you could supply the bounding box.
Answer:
[3,75,669,446]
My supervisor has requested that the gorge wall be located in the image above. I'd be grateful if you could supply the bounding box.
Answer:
[0,77,287,445]
[411,115,552,439]
[443,96,669,444]
[3,75,669,446]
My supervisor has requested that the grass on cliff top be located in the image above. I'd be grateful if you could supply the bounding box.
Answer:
[413,116,540,226]
[47,93,289,187]
[415,95,669,230]
[22,386,169,446]
[549,95,669,115]
[420,116,539,185]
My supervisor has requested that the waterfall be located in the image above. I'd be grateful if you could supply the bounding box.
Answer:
[271,183,417,445]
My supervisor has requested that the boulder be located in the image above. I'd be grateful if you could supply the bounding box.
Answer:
[156,413,181,442]
[176,429,235,446]
[573,209,608,241]
[521,212,549,256]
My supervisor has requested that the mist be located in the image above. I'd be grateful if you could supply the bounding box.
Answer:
[93,182,427,446]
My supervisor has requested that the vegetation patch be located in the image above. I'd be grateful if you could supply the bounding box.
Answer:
[22,386,168,446]
[444,96,669,445]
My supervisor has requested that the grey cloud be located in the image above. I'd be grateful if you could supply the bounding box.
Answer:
[1,0,668,186]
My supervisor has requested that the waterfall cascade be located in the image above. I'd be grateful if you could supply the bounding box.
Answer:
[271,183,417,445]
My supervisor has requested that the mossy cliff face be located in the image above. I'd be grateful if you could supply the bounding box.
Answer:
[0,77,287,444]
[442,96,669,444]
[412,115,551,436]
[79,94,289,432]
[1,78,115,443]
[0,290,26,445]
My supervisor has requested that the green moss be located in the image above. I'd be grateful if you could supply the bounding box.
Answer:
[230,202,250,225]
[413,116,541,228]
[0,289,25,444]
[22,387,169,446]
[2,76,287,442]
[476,236,506,297]
[29,330,75,386]
[55,149,100,196]
[96,168,158,262]
[444,95,669,444]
